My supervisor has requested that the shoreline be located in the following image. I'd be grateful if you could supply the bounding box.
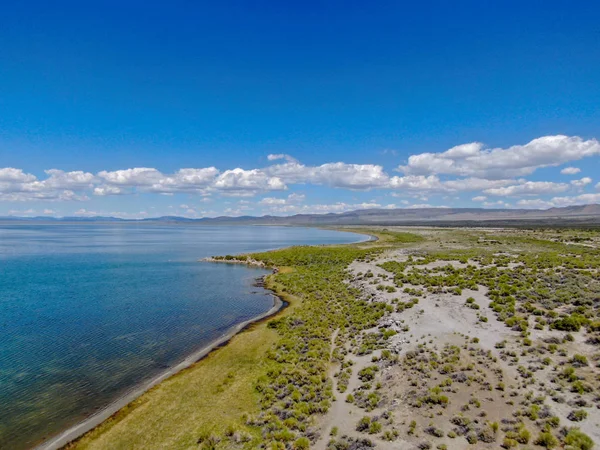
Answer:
[36,227,374,450]
[36,276,285,450]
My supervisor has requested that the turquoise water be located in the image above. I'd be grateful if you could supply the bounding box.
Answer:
[0,224,364,449]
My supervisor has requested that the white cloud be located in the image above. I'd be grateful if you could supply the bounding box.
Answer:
[484,181,570,197]
[387,176,514,193]
[0,168,94,202]
[214,168,286,194]
[483,200,512,208]
[7,208,37,216]
[267,160,389,190]
[516,199,554,209]
[405,203,435,209]
[97,167,219,194]
[262,201,385,215]
[545,193,600,208]
[570,177,592,188]
[388,175,444,191]
[0,168,37,183]
[259,193,306,208]
[2,135,600,211]
[518,193,600,209]
[312,163,389,189]
[74,208,99,217]
[398,135,600,179]
[169,168,220,190]
[39,169,95,189]
[443,177,515,192]
[94,185,123,196]
[259,197,287,206]
[561,166,581,175]
[287,193,305,203]
[97,168,162,186]
[267,154,297,163]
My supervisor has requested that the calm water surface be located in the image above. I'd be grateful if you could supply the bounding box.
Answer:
[0,223,364,449]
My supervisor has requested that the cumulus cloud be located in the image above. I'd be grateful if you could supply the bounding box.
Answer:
[0,168,94,201]
[39,169,95,189]
[0,168,37,183]
[259,193,306,207]
[267,154,297,162]
[267,160,389,190]
[570,177,592,188]
[388,175,444,191]
[483,200,512,208]
[2,135,600,210]
[516,199,554,209]
[398,135,600,179]
[97,167,219,194]
[260,200,387,215]
[97,168,162,186]
[214,168,286,195]
[94,185,123,196]
[443,177,515,192]
[484,181,570,197]
[259,197,287,206]
[547,193,600,207]
[518,193,600,209]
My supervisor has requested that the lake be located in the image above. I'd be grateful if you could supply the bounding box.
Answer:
[0,223,365,449]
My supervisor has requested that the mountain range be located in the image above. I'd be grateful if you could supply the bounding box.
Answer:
[2,204,600,226]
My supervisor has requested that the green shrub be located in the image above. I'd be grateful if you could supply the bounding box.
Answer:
[571,354,588,367]
[568,409,588,422]
[563,428,594,450]
[502,437,517,448]
[368,421,382,434]
[293,437,310,449]
[551,314,589,332]
[534,431,558,448]
[356,416,371,432]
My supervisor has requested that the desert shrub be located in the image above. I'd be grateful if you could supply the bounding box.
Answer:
[571,354,588,367]
[293,437,310,449]
[358,365,378,381]
[425,426,444,438]
[551,314,589,332]
[356,416,371,432]
[534,431,558,448]
[368,421,382,434]
[502,437,518,448]
[567,409,588,422]
[563,428,594,450]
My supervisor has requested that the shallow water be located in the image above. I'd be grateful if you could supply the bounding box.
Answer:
[0,223,364,449]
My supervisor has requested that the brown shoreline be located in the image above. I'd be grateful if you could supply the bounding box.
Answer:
[36,273,286,450]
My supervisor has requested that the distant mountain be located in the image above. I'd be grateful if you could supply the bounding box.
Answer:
[2,204,600,226]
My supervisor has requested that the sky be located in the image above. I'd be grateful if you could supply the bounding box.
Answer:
[1,0,600,219]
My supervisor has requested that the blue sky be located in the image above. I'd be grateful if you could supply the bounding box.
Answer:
[1,0,599,218]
